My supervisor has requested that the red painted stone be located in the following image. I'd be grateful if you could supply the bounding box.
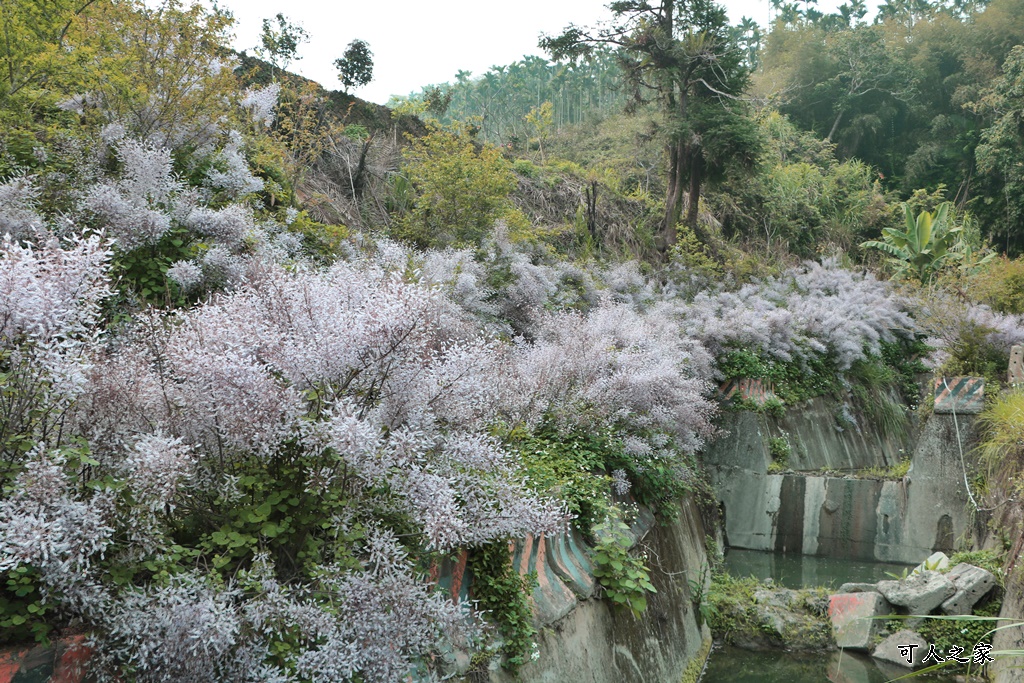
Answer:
[52,636,91,683]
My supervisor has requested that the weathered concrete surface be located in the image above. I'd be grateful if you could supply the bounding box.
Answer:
[941,563,996,615]
[484,498,711,683]
[877,570,956,615]
[872,629,928,668]
[829,592,891,650]
[706,407,978,564]
[774,395,912,472]
[992,560,1024,683]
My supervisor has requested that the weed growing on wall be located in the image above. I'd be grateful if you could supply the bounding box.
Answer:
[466,542,537,673]
[591,511,657,617]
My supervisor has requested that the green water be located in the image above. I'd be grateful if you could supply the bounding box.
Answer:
[700,645,964,683]
[700,549,963,683]
[723,548,915,589]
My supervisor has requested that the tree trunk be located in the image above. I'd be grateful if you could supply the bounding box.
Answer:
[662,140,686,249]
[827,109,844,142]
[585,180,598,239]
[686,153,702,232]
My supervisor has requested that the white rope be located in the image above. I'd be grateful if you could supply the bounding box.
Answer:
[943,377,981,512]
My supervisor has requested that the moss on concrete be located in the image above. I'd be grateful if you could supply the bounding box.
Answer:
[679,636,712,683]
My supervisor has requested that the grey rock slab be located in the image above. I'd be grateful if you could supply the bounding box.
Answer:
[872,629,928,669]
[941,563,997,615]
[911,551,950,575]
[837,582,879,594]
[830,592,892,650]
[877,570,956,615]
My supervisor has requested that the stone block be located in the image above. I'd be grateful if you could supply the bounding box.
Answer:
[872,629,928,669]
[837,582,879,594]
[827,651,876,683]
[941,563,997,615]
[877,570,956,615]
[829,592,892,650]
[911,551,950,575]
[513,534,579,626]
[933,377,984,414]
[1011,345,1024,385]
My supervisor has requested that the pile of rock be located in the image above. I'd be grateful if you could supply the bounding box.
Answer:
[828,552,998,669]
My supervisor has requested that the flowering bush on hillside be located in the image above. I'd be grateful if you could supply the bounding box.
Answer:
[678,258,916,371]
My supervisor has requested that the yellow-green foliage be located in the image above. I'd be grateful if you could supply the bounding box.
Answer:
[66,1,237,146]
[669,223,722,276]
[281,210,350,261]
[978,389,1024,482]
[0,0,101,99]
[716,110,891,256]
[855,457,911,480]
[397,126,527,248]
[971,256,1024,314]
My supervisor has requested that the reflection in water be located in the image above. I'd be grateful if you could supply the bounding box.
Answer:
[700,646,963,683]
[723,548,914,589]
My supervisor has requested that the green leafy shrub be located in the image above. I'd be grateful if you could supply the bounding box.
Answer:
[949,550,1005,581]
[467,542,537,673]
[971,256,1024,315]
[917,597,1003,667]
[591,512,657,617]
[508,425,612,532]
[768,435,791,473]
[0,566,53,644]
[705,572,764,640]
[512,159,539,178]
[718,348,841,405]
[397,126,527,248]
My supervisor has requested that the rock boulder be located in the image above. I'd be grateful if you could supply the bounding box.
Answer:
[829,592,892,650]
[877,570,956,615]
[941,563,997,615]
[872,629,929,669]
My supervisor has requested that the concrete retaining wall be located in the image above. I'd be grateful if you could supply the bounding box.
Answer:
[707,404,977,565]
[480,496,712,683]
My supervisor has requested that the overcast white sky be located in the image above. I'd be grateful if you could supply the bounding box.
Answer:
[215,0,849,105]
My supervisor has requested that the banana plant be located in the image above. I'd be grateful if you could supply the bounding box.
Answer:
[862,202,962,283]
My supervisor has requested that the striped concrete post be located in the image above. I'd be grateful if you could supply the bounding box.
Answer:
[933,376,984,414]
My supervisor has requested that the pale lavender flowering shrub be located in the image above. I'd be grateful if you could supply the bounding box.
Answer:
[77,261,567,550]
[0,232,112,344]
[678,258,915,371]
[240,83,280,128]
[0,176,44,240]
[81,139,182,250]
[0,449,114,577]
[292,530,478,681]
[166,260,204,292]
[204,131,264,199]
[912,295,1024,369]
[182,204,251,247]
[510,302,717,455]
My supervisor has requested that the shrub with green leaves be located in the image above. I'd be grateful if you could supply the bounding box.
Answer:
[466,542,536,673]
[591,512,657,617]
[396,126,527,248]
